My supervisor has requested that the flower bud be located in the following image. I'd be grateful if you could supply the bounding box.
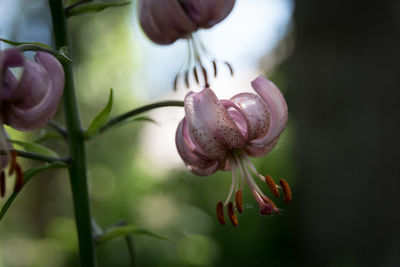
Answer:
[0,48,65,131]
[138,0,235,45]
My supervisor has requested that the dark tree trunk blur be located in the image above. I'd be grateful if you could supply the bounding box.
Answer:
[287,1,400,266]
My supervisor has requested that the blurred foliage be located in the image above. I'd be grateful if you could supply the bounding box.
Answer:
[0,1,297,267]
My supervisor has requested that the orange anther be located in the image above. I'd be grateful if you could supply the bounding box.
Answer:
[216,201,226,226]
[201,66,209,88]
[212,60,217,77]
[225,61,234,76]
[193,66,199,84]
[13,164,24,193]
[173,74,179,92]
[8,150,18,176]
[227,202,239,227]
[265,175,280,198]
[279,178,292,203]
[235,190,243,214]
[1,171,5,197]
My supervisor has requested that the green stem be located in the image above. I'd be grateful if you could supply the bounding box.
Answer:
[48,0,97,266]
[99,100,184,134]
[125,235,137,267]
[48,120,68,139]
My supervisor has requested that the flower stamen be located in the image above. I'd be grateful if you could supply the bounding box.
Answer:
[227,202,238,227]
[235,190,243,214]
[279,178,292,203]
[8,150,18,175]
[224,61,234,76]
[193,66,199,84]
[265,175,280,198]
[243,155,266,183]
[13,164,23,193]
[212,60,217,77]
[216,201,226,226]
[223,164,238,207]
[0,171,5,197]
[174,33,233,90]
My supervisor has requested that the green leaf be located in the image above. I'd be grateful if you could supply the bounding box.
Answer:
[10,139,59,158]
[67,2,131,17]
[65,0,82,5]
[0,162,67,221]
[95,224,169,244]
[84,89,113,139]
[33,132,63,144]
[0,38,52,49]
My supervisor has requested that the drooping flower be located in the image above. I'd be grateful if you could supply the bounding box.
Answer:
[0,48,65,196]
[138,0,236,90]
[175,76,291,226]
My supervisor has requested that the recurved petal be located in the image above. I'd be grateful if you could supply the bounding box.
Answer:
[176,119,217,169]
[184,88,245,160]
[180,0,217,27]
[3,52,64,131]
[1,70,19,101]
[187,161,219,176]
[0,49,24,103]
[3,61,48,103]
[245,138,278,158]
[138,0,196,44]
[0,48,24,70]
[230,92,271,141]
[220,99,248,141]
[206,0,236,28]
[183,0,235,29]
[250,76,288,147]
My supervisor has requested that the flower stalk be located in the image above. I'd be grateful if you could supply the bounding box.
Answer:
[48,0,97,266]
[99,100,184,134]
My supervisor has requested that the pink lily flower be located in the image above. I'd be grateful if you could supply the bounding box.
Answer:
[0,48,65,196]
[175,76,291,226]
[138,0,236,89]
[138,0,235,45]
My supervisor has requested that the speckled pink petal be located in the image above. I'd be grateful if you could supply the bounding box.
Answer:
[220,99,248,141]
[230,92,271,141]
[250,76,288,147]
[245,138,278,158]
[184,88,245,160]
[3,52,64,131]
[187,161,219,176]
[139,0,196,44]
[176,119,218,170]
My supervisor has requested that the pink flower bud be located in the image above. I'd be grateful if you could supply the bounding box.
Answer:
[138,0,235,45]
[0,48,65,131]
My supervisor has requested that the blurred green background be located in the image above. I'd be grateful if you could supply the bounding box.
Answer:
[1,0,399,266]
